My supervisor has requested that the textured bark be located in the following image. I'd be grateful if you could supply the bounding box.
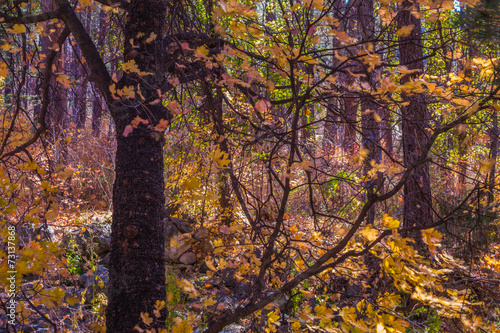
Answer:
[73,44,87,129]
[336,0,358,154]
[105,1,169,332]
[397,0,433,243]
[92,9,107,136]
[41,0,68,140]
[489,111,498,203]
[357,0,380,225]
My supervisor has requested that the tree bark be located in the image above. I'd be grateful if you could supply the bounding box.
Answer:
[54,0,169,331]
[357,0,380,225]
[489,111,498,203]
[92,9,108,136]
[397,0,433,244]
[105,1,169,331]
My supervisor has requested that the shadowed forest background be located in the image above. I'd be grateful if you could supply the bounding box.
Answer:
[1,0,500,332]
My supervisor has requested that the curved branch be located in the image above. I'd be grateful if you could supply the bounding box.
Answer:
[92,0,130,9]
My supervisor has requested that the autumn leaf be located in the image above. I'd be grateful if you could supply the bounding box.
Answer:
[7,24,26,34]
[140,312,154,326]
[396,25,414,38]
[45,209,58,221]
[123,125,133,137]
[479,159,495,174]
[58,167,74,180]
[255,99,271,112]
[361,224,379,243]
[382,214,400,230]
[421,228,442,255]
[195,45,209,58]
[0,63,8,78]
[172,320,193,333]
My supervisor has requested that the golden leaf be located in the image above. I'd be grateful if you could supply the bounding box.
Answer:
[396,25,414,38]
[7,24,26,34]
[172,320,193,333]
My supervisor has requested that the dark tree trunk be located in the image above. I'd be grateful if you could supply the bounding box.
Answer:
[397,0,433,244]
[105,1,169,332]
[357,0,380,225]
[489,111,498,203]
[73,44,87,130]
[41,0,68,141]
[92,9,107,136]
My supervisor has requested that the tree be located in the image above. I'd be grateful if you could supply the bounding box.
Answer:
[397,0,433,243]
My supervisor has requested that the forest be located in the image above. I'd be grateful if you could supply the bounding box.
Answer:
[1,0,500,332]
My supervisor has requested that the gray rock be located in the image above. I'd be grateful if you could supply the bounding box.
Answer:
[200,240,214,253]
[165,234,192,261]
[98,252,110,267]
[94,235,111,256]
[179,252,197,265]
[194,226,210,240]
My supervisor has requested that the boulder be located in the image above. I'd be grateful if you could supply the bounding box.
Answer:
[94,235,111,256]
[179,252,197,265]
[194,226,210,240]
[165,233,192,261]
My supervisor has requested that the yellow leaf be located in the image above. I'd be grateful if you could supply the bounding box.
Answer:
[66,297,79,307]
[421,228,442,254]
[172,320,193,333]
[204,298,216,306]
[315,305,326,316]
[361,224,379,243]
[290,224,298,234]
[8,24,26,34]
[45,210,58,221]
[176,278,196,293]
[205,258,217,271]
[396,25,414,38]
[195,45,209,58]
[140,312,154,326]
[267,310,280,324]
[479,159,495,174]
[382,214,400,229]
[181,177,201,190]
[0,63,8,78]
[122,60,140,73]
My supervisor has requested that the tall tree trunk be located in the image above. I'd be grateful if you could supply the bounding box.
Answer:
[105,1,169,332]
[41,0,68,141]
[92,9,107,136]
[397,0,433,244]
[73,43,87,129]
[357,0,380,225]
[338,0,358,155]
[489,111,498,203]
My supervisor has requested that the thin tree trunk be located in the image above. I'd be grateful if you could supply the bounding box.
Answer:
[92,9,107,136]
[489,111,498,203]
[357,0,380,225]
[397,0,433,244]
